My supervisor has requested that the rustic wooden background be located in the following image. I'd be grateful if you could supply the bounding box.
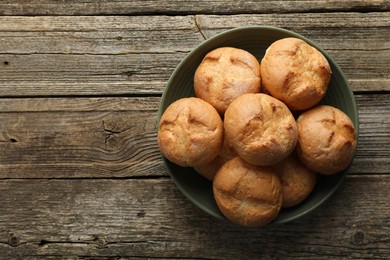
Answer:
[0,1,389,259]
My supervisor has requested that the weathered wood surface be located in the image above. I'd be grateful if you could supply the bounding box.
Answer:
[0,0,388,15]
[0,176,389,258]
[0,13,389,96]
[0,94,389,178]
[0,1,389,259]
[0,97,162,178]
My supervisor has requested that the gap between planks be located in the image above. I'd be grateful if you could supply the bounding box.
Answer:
[0,91,388,100]
[0,174,388,181]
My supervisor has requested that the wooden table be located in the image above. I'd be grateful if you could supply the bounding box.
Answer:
[0,1,389,259]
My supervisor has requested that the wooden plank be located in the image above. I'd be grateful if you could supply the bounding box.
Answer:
[0,176,389,258]
[0,14,193,97]
[0,16,200,54]
[0,94,389,178]
[196,13,390,55]
[0,53,184,96]
[0,51,387,97]
[1,13,387,54]
[0,13,388,96]
[0,97,164,178]
[351,94,390,174]
[0,0,387,15]
[0,15,199,96]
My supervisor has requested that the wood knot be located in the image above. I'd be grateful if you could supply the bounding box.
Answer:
[39,239,49,246]
[121,70,135,78]
[94,235,108,248]
[137,210,146,218]
[351,230,365,245]
[8,234,19,247]
[3,61,9,65]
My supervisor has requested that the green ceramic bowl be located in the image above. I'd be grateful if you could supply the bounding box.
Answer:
[158,26,358,225]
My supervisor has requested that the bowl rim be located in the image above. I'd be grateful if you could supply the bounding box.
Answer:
[157,25,359,225]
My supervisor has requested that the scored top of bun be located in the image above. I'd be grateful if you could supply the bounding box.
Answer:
[194,47,261,115]
[213,157,282,227]
[224,93,297,166]
[296,105,357,175]
[261,37,332,111]
[158,97,224,167]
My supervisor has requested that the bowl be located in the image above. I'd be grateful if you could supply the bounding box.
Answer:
[157,26,359,225]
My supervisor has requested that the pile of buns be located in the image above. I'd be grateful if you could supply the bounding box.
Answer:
[158,37,357,227]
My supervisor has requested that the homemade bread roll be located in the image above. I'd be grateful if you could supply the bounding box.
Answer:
[195,133,237,181]
[194,47,261,115]
[274,153,317,208]
[296,105,357,175]
[213,157,282,227]
[224,93,298,166]
[261,37,332,110]
[158,97,223,167]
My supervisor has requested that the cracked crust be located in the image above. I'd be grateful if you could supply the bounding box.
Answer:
[261,38,331,110]
[194,47,261,115]
[213,157,282,227]
[224,93,298,166]
[296,105,357,175]
[158,97,223,167]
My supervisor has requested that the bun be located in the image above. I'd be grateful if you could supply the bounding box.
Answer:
[213,157,282,227]
[224,93,297,166]
[194,133,237,181]
[158,97,223,167]
[194,47,261,115]
[274,153,317,208]
[296,105,357,175]
[261,37,331,110]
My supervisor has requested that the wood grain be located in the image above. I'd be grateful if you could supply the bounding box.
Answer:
[0,0,388,15]
[0,53,184,96]
[0,97,163,178]
[0,94,389,178]
[0,13,388,96]
[0,2,388,259]
[0,16,199,54]
[0,176,389,258]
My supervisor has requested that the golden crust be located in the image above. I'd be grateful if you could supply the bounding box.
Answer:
[261,37,331,110]
[158,97,223,167]
[194,47,261,115]
[213,157,282,227]
[224,93,298,166]
[296,105,357,175]
[274,153,317,208]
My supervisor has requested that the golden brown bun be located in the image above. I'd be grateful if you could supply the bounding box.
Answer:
[296,105,357,175]
[274,153,317,208]
[213,157,282,227]
[158,97,223,167]
[194,47,261,115]
[224,93,298,166]
[261,37,332,110]
[194,132,237,181]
